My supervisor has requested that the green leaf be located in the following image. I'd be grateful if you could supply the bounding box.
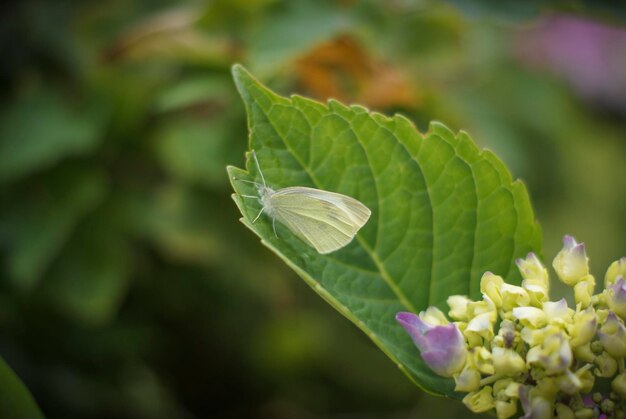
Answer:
[154,116,243,188]
[247,0,352,76]
[0,88,105,184]
[227,65,541,396]
[41,207,132,325]
[0,168,107,290]
[0,356,45,419]
[153,75,234,113]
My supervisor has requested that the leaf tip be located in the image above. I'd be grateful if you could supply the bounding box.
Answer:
[230,63,247,79]
[231,63,255,98]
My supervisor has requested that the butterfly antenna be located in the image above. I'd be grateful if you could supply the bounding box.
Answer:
[251,150,267,188]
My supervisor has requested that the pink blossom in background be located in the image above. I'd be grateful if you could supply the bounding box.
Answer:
[515,15,626,114]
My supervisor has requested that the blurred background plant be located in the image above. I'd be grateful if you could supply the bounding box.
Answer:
[0,0,624,418]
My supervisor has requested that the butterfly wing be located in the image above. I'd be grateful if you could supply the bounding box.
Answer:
[269,187,371,254]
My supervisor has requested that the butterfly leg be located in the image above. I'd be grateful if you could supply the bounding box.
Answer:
[252,207,264,223]
[233,178,261,187]
[272,216,278,238]
[239,195,258,199]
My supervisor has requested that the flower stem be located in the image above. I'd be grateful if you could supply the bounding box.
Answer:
[479,373,504,387]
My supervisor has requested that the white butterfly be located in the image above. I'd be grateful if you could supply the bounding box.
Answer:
[238,151,371,254]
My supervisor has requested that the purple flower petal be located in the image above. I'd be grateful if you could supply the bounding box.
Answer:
[396,311,467,377]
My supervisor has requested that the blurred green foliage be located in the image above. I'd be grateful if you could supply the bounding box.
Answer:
[0,0,624,418]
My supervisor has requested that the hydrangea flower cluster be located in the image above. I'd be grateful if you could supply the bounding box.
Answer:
[396,236,626,418]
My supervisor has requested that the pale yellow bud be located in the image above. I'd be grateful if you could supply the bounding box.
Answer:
[575,366,595,393]
[605,257,626,288]
[534,377,560,400]
[520,326,544,346]
[558,370,582,394]
[466,298,496,319]
[526,332,572,375]
[465,312,495,344]
[525,396,553,419]
[454,365,481,392]
[503,381,521,399]
[480,272,504,308]
[501,283,531,311]
[516,252,549,284]
[517,253,550,306]
[611,372,626,398]
[568,307,597,347]
[553,235,589,286]
[574,408,594,419]
[495,400,517,419]
[462,386,495,413]
[606,276,626,319]
[471,346,494,375]
[573,276,595,308]
[598,312,626,358]
[465,332,483,348]
[573,343,595,363]
[420,306,449,326]
[493,347,527,376]
[542,298,573,326]
[512,306,547,328]
[447,295,472,321]
[555,403,575,419]
[494,319,519,349]
[594,351,618,377]
[493,378,513,395]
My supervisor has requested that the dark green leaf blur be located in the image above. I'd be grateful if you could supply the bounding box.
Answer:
[0,0,624,418]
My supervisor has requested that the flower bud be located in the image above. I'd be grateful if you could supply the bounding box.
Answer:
[557,370,582,394]
[573,343,594,363]
[493,346,526,376]
[520,326,544,347]
[519,389,553,419]
[611,372,626,398]
[495,400,517,419]
[447,295,472,321]
[606,276,626,319]
[517,253,549,305]
[494,378,516,397]
[463,386,495,413]
[542,298,573,326]
[480,272,504,308]
[597,311,626,358]
[553,235,589,286]
[494,319,519,349]
[396,311,467,377]
[573,276,595,308]
[501,284,530,311]
[512,306,547,328]
[575,366,595,393]
[420,306,449,326]
[594,351,617,377]
[471,346,494,375]
[605,257,626,288]
[534,376,560,399]
[465,312,496,345]
[454,364,481,392]
[526,332,572,375]
[567,307,597,348]
[555,403,575,419]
